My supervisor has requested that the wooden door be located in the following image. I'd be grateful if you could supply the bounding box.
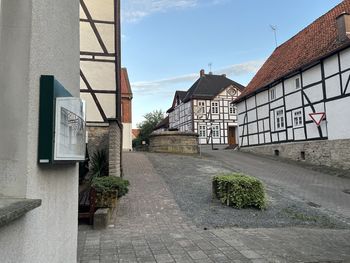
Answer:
[228,127,236,145]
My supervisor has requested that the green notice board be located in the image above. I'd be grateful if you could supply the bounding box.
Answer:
[38,75,86,164]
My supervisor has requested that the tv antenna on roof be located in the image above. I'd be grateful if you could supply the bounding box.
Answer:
[270,24,278,48]
[208,62,213,74]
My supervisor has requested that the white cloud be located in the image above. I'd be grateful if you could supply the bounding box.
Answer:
[122,0,197,22]
[122,0,226,23]
[131,59,265,96]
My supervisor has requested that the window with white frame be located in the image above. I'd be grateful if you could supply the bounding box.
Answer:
[198,101,206,114]
[198,125,206,138]
[270,88,276,100]
[295,78,300,89]
[212,125,220,138]
[293,109,303,127]
[211,101,219,114]
[229,104,236,115]
[275,108,285,130]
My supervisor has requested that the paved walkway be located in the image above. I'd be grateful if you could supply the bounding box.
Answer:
[201,148,350,220]
[78,152,350,263]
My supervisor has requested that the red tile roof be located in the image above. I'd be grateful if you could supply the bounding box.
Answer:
[237,0,350,102]
[121,68,132,97]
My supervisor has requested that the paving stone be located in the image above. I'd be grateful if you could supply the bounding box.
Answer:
[154,254,175,263]
[187,250,209,260]
[78,152,350,263]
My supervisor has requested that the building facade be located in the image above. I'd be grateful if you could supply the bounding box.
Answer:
[79,0,122,176]
[121,68,133,151]
[168,70,244,145]
[235,0,350,169]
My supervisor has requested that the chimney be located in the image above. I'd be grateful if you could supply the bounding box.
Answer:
[222,74,226,77]
[200,69,205,77]
[336,12,350,42]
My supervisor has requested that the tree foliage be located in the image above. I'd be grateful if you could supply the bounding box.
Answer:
[135,109,164,145]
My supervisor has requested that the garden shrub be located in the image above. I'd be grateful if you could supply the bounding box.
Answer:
[92,176,130,198]
[90,149,109,178]
[213,173,266,209]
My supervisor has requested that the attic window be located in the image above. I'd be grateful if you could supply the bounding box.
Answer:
[295,78,300,89]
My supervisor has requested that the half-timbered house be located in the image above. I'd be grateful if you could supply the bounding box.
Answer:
[235,0,350,169]
[168,70,244,145]
[80,0,122,176]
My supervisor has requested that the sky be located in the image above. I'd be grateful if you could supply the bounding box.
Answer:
[121,0,343,128]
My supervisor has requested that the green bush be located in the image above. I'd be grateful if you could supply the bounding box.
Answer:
[213,173,266,209]
[90,149,109,178]
[91,176,130,198]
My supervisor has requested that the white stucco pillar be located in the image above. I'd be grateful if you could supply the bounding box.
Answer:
[0,0,80,262]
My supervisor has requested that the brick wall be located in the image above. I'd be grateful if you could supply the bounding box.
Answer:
[149,131,199,154]
[240,139,350,170]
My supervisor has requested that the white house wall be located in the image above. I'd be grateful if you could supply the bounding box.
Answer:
[237,46,350,148]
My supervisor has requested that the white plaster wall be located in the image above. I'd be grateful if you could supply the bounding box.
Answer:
[272,83,283,99]
[323,54,339,77]
[0,0,31,197]
[0,0,79,262]
[340,47,350,70]
[123,123,132,150]
[326,96,350,140]
[303,84,323,103]
[325,75,341,99]
[285,91,302,110]
[246,96,256,110]
[284,74,301,95]
[302,65,322,86]
[256,90,268,106]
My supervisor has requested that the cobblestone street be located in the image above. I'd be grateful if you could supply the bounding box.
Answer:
[78,152,350,263]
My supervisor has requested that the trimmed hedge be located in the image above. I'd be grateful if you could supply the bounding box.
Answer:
[92,176,130,198]
[212,173,266,209]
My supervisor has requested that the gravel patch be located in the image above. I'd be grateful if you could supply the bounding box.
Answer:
[146,152,350,229]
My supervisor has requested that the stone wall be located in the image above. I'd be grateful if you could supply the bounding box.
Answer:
[240,139,350,170]
[109,120,122,177]
[87,125,109,156]
[149,131,199,154]
[87,121,122,177]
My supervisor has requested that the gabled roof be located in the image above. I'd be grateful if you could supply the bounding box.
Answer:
[121,68,133,98]
[154,116,169,130]
[236,0,350,102]
[166,90,188,113]
[183,74,244,103]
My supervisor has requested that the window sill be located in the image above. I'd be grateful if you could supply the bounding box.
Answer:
[0,198,42,228]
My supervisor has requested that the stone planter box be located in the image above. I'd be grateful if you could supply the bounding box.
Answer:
[95,190,118,209]
[149,131,199,154]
